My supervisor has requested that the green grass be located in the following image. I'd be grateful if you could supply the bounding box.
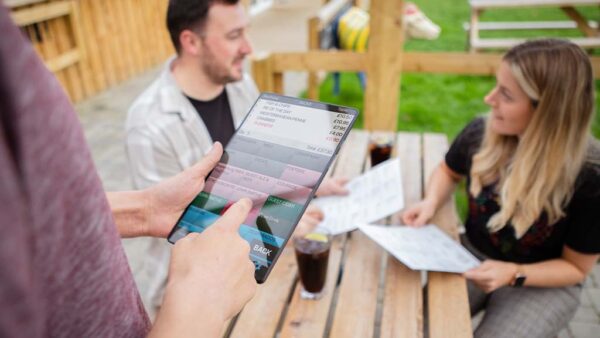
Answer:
[311,0,600,220]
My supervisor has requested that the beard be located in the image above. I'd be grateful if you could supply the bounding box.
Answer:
[199,42,244,85]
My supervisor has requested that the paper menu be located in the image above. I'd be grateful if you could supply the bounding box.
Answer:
[359,224,481,273]
[311,158,404,235]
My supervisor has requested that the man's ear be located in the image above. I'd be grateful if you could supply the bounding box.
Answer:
[179,29,202,56]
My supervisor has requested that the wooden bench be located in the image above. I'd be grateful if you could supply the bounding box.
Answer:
[220,130,472,338]
[467,0,600,52]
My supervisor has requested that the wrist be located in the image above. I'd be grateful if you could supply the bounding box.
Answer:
[156,278,227,336]
[509,264,527,287]
[107,190,149,238]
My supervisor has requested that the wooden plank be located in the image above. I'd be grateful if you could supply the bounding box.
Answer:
[69,0,94,99]
[381,132,423,338]
[113,0,136,79]
[4,0,45,9]
[79,0,106,93]
[39,20,71,101]
[10,1,71,26]
[403,52,502,76]
[307,16,320,100]
[422,133,472,338]
[104,0,126,83]
[469,8,481,53]
[561,6,600,37]
[279,130,369,338]
[44,49,80,73]
[470,0,600,9]
[52,16,84,102]
[279,239,344,338]
[272,51,367,72]
[329,231,384,338]
[463,20,599,31]
[472,37,600,49]
[124,0,144,74]
[363,0,404,131]
[90,0,118,86]
[251,54,274,93]
[228,247,298,338]
[328,131,384,338]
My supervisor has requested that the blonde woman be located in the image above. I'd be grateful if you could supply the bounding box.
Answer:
[402,39,600,337]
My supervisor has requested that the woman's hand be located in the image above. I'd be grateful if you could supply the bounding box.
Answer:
[315,177,349,197]
[401,199,436,227]
[463,260,518,293]
[292,205,324,239]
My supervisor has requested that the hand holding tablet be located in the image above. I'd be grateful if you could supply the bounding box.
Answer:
[167,93,358,283]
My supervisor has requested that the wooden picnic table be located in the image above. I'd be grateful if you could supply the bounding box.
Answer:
[222,130,473,338]
[468,0,600,52]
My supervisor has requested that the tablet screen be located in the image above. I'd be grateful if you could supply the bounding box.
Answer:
[168,93,358,282]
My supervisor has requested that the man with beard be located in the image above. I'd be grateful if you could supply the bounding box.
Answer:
[126,0,347,319]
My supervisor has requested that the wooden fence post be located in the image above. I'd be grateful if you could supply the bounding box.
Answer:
[364,0,404,131]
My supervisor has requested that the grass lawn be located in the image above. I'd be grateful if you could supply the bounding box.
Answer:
[312,0,600,220]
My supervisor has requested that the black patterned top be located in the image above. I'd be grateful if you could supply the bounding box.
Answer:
[445,117,600,263]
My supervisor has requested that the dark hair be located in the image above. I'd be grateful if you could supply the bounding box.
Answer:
[167,0,239,53]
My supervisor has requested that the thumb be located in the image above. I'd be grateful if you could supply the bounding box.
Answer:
[213,198,252,232]
[187,142,223,180]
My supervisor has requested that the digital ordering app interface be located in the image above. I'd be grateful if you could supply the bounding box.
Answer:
[168,93,357,281]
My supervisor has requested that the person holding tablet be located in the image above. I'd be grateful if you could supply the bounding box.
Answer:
[402,39,600,337]
[0,5,255,337]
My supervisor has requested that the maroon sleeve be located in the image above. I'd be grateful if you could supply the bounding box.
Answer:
[0,123,45,337]
[0,5,150,337]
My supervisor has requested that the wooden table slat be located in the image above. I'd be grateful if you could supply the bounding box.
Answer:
[329,231,384,338]
[422,133,473,338]
[381,132,424,338]
[328,131,391,338]
[279,238,345,337]
[228,247,298,338]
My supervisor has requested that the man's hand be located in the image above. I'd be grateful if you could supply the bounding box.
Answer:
[143,142,223,238]
[463,260,518,293]
[401,199,436,227]
[150,198,257,337]
[315,177,349,197]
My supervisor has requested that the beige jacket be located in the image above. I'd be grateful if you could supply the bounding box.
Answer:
[124,57,259,319]
[126,57,259,189]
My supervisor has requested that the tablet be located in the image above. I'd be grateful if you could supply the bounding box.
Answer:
[167,93,358,283]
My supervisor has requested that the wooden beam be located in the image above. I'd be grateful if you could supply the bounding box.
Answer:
[402,52,501,75]
[10,1,72,26]
[4,0,45,9]
[254,51,600,79]
[470,0,600,10]
[423,133,472,338]
[272,51,367,72]
[561,6,600,37]
[45,49,80,73]
[364,0,405,131]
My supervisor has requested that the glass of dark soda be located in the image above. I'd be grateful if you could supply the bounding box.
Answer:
[369,133,393,167]
[293,227,331,300]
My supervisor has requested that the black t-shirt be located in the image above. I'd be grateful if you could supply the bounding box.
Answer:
[186,89,235,145]
[445,117,600,263]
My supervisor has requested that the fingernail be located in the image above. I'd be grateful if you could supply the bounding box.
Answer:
[240,198,252,208]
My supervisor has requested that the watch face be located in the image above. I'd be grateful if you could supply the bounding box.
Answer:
[513,275,526,287]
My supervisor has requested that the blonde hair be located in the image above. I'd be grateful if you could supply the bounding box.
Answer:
[470,39,596,238]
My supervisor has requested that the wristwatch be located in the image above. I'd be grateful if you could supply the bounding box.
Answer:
[510,265,527,287]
